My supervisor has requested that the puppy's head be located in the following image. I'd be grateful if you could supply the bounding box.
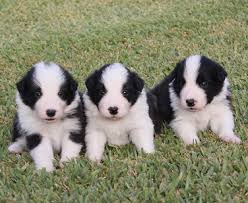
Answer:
[86,63,144,120]
[172,55,227,111]
[16,62,78,122]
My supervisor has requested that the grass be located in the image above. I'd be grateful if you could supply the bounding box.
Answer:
[0,0,248,202]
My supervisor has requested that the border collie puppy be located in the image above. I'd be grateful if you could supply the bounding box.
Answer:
[151,55,241,145]
[84,63,155,162]
[8,62,86,171]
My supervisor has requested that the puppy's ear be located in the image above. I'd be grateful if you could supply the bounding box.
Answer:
[16,67,34,94]
[171,60,186,96]
[172,59,185,84]
[59,65,78,92]
[175,60,185,76]
[16,77,26,94]
[85,70,99,91]
[16,68,34,94]
[216,65,227,83]
[131,72,144,92]
[69,76,78,92]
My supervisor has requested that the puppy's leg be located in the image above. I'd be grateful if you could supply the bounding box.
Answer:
[85,130,106,162]
[27,134,54,172]
[60,133,83,164]
[171,121,200,145]
[8,138,26,153]
[130,126,155,153]
[210,107,241,143]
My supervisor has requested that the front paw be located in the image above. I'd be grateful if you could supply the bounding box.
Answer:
[8,143,23,154]
[220,134,241,144]
[36,164,54,172]
[59,155,78,168]
[182,135,200,145]
[86,152,102,163]
[141,145,155,154]
[60,155,77,164]
[59,158,68,168]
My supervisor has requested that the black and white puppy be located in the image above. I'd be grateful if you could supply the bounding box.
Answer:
[8,62,86,171]
[151,55,241,145]
[84,63,155,162]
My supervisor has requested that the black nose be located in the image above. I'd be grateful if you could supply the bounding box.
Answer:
[186,99,195,107]
[46,109,56,117]
[108,106,118,115]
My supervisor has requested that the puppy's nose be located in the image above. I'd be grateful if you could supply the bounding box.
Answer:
[108,106,118,115]
[186,99,195,107]
[46,109,56,117]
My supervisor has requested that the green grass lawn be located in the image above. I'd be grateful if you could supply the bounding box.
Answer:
[0,0,248,202]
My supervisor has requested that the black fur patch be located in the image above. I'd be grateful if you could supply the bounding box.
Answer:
[16,67,42,109]
[122,71,144,105]
[196,56,227,104]
[26,134,42,151]
[85,64,110,106]
[67,93,86,152]
[12,114,27,142]
[150,70,175,133]
[146,91,161,134]
[58,68,78,105]
[172,59,186,98]
[69,131,83,144]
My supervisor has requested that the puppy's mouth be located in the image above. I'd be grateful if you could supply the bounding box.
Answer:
[187,108,199,112]
[45,118,57,122]
[186,107,204,112]
[102,114,123,121]
[107,116,122,121]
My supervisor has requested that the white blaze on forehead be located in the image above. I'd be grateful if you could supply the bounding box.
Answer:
[98,63,130,119]
[34,62,64,91]
[184,55,201,82]
[101,63,128,89]
[31,62,68,120]
[180,55,207,110]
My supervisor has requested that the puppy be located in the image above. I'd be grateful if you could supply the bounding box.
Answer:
[151,55,241,145]
[8,62,86,171]
[83,63,155,162]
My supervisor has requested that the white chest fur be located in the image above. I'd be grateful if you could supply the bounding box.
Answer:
[18,109,80,151]
[171,102,227,131]
[84,91,153,145]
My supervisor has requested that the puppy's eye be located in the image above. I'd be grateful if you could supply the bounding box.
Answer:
[34,90,41,98]
[99,89,105,96]
[122,90,128,96]
[58,91,64,97]
[200,81,208,88]
[177,78,185,87]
